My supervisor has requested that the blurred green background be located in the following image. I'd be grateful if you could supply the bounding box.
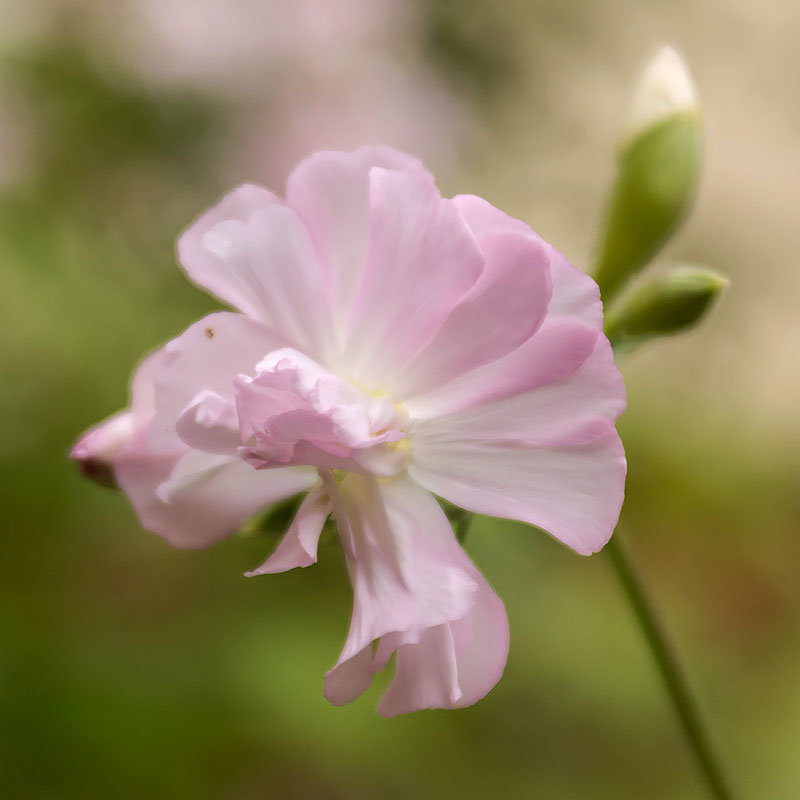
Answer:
[1,1,798,798]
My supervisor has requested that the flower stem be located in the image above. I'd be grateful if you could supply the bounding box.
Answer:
[606,530,737,800]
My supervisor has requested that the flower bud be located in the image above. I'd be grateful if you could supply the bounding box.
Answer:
[604,265,728,352]
[70,411,135,488]
[594,46,702,303]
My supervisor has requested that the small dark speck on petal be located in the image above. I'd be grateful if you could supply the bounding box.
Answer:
[205,327,215,339]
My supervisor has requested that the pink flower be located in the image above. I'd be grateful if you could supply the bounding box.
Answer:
[73,147,626,715]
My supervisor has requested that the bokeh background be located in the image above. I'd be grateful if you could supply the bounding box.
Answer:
[2,1,798,797]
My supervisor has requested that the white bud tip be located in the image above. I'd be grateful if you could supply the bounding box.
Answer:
[627,45,699,138]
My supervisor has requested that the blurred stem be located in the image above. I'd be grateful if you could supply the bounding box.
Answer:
[606,531,737,800]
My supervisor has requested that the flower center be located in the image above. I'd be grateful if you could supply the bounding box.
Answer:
[234,348,409,477]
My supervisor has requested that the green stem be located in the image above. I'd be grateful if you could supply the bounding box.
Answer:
[606,531,737,800]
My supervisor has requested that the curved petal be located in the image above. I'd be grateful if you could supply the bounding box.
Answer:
[177,183,281,319]
[179,194,334,357]
[409,424,626,556]
[71,410,136,487]
[286,146,431,334]
[109,320,318,549]
[453,193,604,329]
[116,445,316,550]
[388,229,552,400]
[175,390,242,454]
[323,474,478,705]
[330,474,477,665]
[149,312,288,450]
[234,348,405,476]
[377,565,509,717]
[409,334,626,443]
[343,168,484,387]
[405,318,600,420]
[246,486,331,575]
[324,475,508,714]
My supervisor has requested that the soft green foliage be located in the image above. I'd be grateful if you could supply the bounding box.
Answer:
[594,113,703,303]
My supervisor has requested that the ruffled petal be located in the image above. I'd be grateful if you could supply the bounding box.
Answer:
[453,193,604,329]
[286,146,430,334]
[343,168,484,387]
[323,475,508,713]
[175,390,242,454]
[234,348,406,476]
[83,318,318,549]
[388,229,552,399]
[246,486,331,575]
[149,312,287,450]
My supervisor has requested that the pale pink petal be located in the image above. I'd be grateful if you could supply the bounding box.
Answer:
[179,194,334,356]
[234,348,405,476]
[177,183,281,319]
[405,318,600,420]
[377,566,509,716]
[323,474,508,713]
[453,193,604,329]
[71,410,136,486]
[387,229,552,399]
[343,168,484,386]
[246,486,331,575]
[409,334,626,444]
[79,316,318,549]
[409,424,626,556]
[175,390,241,454]
[149,312,287,450]
[452,193,531,238]
[241,204,336,357]
[322,644,375,708]
[286,146,431,334]
[116,447,316,550]
[323,474,478,706]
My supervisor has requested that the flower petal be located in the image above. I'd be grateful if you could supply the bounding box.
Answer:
[409,425,626,557]
[246,486,331,575]
[408,335,626,556]
[323,474,478,706]
[377,564,509,716]
[116,446,316,550]
[410,333,625,442]
[177,184,281,319]
[323,475,508,714]
[405,318,600,420]
[234,348,406,476]
[343,168,484,387]
[108,318,318,549]
[180,195,334,357]
[149,312,288,450]
[175,390,242,454]
[453,193,604,329]
[286,146,431,334]
[388,229,552,399]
